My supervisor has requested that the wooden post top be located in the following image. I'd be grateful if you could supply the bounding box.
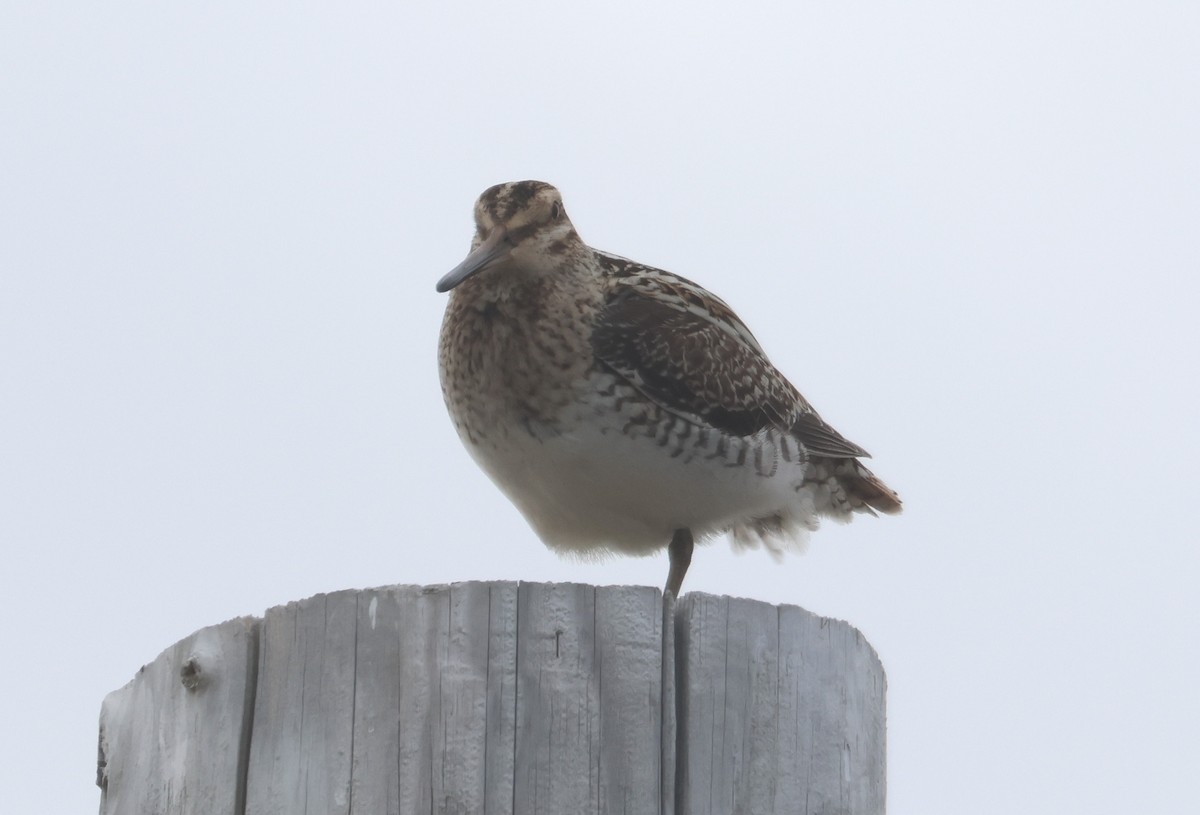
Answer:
[98,582,885,815]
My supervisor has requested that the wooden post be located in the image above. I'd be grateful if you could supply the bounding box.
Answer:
[97,582,885,814]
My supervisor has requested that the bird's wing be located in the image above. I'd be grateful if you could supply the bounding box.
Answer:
[591,271,870,458]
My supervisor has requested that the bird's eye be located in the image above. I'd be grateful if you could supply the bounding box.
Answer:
[550,201,562,220]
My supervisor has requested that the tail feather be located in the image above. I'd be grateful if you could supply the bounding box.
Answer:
[728,456,900,557]
[842,463,903,515]
[807,456,903,519]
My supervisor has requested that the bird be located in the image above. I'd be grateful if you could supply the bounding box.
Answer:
[436,180,900,597]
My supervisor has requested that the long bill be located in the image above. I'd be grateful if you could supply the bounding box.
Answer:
[435,227,511,293]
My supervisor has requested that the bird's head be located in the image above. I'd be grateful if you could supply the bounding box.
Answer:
[436,181,583,293]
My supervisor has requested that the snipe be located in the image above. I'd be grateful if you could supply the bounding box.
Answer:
[437,181,900,596]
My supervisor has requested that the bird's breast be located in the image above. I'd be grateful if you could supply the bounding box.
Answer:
[438,287,597,448]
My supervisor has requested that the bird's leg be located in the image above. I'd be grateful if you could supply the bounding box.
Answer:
[665,528,694,598]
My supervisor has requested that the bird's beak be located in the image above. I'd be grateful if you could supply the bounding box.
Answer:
[436,227,511,293]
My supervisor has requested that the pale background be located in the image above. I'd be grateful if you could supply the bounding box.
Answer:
[2,2,1197,813]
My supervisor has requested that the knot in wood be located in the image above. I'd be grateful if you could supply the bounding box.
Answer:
[179,655,205,690]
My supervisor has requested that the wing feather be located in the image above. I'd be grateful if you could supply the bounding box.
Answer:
[591,274,869,459]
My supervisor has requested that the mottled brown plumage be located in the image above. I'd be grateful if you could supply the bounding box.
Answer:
[437,180,901,595]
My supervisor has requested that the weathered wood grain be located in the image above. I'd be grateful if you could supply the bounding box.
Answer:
[776,604,887,815]
[97,615,258,815]
[348,582,519,815]
[512,583,667,814]
[98,583,885,815]
[675,594,886,815]
[244,589,358,815]
[343,585,403,814]
[660,592,678,815]
[594,585,667,813]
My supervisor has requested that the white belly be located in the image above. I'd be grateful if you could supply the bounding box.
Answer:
[463,414,811,558]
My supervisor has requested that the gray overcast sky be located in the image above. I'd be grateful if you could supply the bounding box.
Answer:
[2,2,1197,812]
